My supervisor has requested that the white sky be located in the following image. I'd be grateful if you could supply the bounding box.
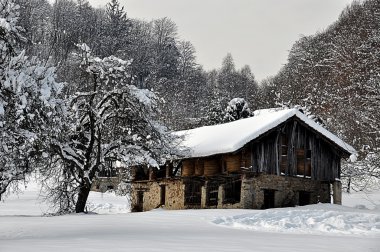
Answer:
[87,0,354,81]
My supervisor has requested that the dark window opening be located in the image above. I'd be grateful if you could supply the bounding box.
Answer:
[296,149,312,177]
[296,149,305,176]
[207,181,219,206]
[280,135,288,174]
[133,166,149,181]
[223,180,241,204]
[185,181,202,205]
[306,149,312,159]
[299,191,311,206]
[160,185,166,206]
[155,167,166,179]
[263,189,275,209]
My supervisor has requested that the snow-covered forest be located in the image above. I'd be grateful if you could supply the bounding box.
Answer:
[1,0,380,213]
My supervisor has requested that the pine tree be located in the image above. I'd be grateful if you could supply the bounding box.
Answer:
[98,0,130,57]
[224,98,251,122]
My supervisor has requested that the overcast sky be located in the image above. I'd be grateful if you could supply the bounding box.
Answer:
[87,0,354,81]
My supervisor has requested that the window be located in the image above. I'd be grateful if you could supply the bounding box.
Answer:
[306,150,312,159]
[296,149,312,177]
[207,181,219,206]
[296,149,305,175]
[223,180,241,204]
[185,181,202,205]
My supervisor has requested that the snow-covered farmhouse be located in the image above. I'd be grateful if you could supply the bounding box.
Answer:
[130,108,356,212]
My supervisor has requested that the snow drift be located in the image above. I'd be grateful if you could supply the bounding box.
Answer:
[212,204,380,236]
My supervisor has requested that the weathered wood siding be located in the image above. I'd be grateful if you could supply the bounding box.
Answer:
[251,118,342,181]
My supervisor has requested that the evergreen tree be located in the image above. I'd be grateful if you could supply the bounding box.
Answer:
[224,98,251,122]
[98,0,130,57]
[205,88,225,126]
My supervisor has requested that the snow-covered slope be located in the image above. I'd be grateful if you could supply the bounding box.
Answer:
[0,184,379,252]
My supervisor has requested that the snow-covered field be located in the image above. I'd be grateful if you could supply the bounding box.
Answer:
[1,184,379,252]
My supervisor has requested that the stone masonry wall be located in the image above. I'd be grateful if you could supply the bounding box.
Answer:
[241,174,330,209]
[132,175,331,211]
[131,179,185,211]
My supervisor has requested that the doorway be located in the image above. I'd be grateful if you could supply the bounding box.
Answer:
[135,191,144,212]
[299,191,311,206]
[263,189,275,209]
[160,185,166,206]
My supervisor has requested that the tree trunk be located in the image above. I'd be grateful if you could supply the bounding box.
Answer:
[75,185,91,213]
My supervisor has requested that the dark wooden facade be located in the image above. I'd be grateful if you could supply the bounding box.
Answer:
[179,117,346,182]
[250,117,344,181]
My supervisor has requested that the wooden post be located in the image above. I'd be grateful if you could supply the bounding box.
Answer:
[218,184,224,208]
[201,182,207,208]
[332,181,342,205]
[289,121,297,176]
[149,168,154,181]
[275,131,280,175]
[250,142,255,172]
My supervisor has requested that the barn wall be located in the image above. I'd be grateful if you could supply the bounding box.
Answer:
[131,179,185,212]
[251,118,342,182]
[131,174,330,211]
[242,174,330,209]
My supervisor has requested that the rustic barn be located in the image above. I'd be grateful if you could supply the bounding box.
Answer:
[130,108,356,212]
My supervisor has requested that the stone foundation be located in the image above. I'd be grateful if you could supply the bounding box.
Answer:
[131,174,332,212]
[131,179,185,211]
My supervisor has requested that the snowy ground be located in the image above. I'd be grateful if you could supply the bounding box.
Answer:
[1,184,379,252]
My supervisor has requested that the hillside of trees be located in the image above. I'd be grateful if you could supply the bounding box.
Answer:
[14,0,259,130]
[261,0,380,191]
[1,0,379,212]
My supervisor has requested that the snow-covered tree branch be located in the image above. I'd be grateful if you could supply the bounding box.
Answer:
[0,0,64,199]
[42,44,181,213]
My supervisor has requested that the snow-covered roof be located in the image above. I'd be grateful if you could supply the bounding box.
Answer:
[175,108,356,158]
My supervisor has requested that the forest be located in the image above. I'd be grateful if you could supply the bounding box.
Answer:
[0,0,379,213]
